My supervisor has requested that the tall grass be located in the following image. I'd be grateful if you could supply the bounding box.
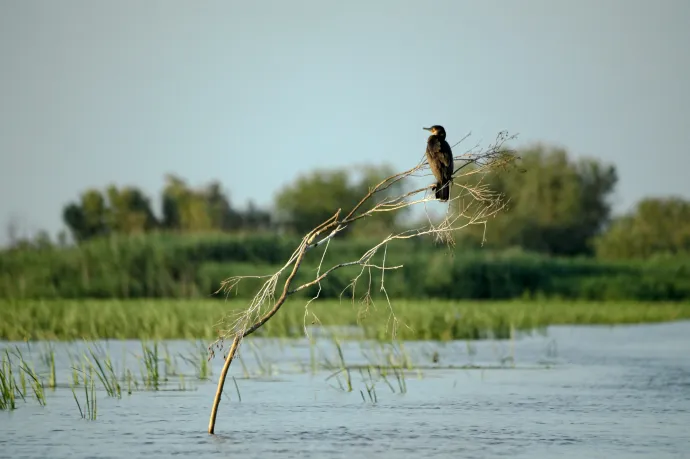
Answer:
[317,339,410,399]
[0,348,46,409]
[0,330,580,414]
[2,338,236,415]
[71,366,97,420]
[84,345,122,398]
[0,351,17,410]
[40,344,56,390]
[3,298,690,342]
[139,341,160,390]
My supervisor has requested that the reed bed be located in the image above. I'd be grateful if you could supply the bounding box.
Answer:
[2,298,690,342]
[1,338,224,417]
[0,330,536,416]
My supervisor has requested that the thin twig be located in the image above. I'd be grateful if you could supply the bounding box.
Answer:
[206,130,519,434]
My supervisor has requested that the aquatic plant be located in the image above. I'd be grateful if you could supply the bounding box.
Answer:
[71,366,97,420]
[0,348,46,410]
[0,351,17,410]
[3,298,690,343]
[139,341,161,390]
[85,346,122,398]
[178,340,213,380]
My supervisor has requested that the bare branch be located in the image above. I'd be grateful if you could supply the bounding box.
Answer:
[207,129,519,434]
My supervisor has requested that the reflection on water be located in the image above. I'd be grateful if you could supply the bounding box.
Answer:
[1,321,689,459]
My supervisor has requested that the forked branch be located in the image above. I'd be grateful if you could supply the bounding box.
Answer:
[207,130,519,434]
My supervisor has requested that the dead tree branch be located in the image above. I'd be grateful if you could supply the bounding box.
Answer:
[207,130,519,434]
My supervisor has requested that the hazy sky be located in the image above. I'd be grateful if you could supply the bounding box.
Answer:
[1,0,689,244]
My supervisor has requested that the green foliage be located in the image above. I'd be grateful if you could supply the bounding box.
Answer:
[160,174,260,232]
[63,189,110,242]
[594,196,690,259]
[273,164,408,236]
[3,298,689,342]
[52,144,629,260]
[105,185,158,234]
[61,175,272,244]
[7,142,690,307]
[2,233,690,301]
[458,144,618,256]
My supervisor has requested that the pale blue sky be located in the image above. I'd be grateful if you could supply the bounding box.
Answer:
[1,0,689,244]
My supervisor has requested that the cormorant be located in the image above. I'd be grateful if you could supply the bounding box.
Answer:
[423,125,453,201]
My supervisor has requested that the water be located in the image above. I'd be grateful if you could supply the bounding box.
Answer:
[1,322,689,459]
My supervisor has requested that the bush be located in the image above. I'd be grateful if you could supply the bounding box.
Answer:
[2,232,690,301]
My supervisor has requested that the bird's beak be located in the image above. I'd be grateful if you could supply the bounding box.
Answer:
[422,127,432,131]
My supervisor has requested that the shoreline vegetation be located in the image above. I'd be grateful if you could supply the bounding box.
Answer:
[3,233,690,302]
[3,298,689,342]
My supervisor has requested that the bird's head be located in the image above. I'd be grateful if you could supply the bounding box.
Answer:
[423,125,446,139]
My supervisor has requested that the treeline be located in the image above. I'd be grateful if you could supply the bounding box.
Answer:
[2,232,690,301]
[10,144,689,260]
[46,164,406,245]
[60,174,273,243]
[3,142,690,302]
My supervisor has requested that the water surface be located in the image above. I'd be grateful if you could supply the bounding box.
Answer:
[1,322,689,458]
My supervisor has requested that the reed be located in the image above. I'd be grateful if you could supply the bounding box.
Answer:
[84,346,122,398]
[71,366,97,420]
[40,344,56,390]
[0,350,17,410]
[1,347,47,409]
[4,298,689,342]
[140,341,160,390]
[177,340,213,380]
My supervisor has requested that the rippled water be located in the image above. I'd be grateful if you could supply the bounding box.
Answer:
[2,322,689,459]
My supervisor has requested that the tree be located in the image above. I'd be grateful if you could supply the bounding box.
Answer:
[161,174,243,232]
[163,175,223,232]
[105,185,158,234]
[206,182,241,231]
[457,144,618,256]
[274,164,408,236]
[63,189,109,242]
[594,196,690,259]
[61,175,274,242]
[63,186,158,242]
[161,175,211,231]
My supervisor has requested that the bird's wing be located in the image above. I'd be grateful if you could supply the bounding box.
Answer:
[426,137,443,180]
[438,141,453,168]
[426,136,441,156]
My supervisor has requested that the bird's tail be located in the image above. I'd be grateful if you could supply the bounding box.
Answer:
[435,181,450,201]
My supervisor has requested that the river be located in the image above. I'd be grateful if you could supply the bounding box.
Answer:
[1,321,689,458]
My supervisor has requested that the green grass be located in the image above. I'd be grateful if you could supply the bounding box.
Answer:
[71,365,97,420]
[0,347,46,409]
[3,298,690,342]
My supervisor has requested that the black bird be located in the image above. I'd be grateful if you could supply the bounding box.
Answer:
[423,125,453,201]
